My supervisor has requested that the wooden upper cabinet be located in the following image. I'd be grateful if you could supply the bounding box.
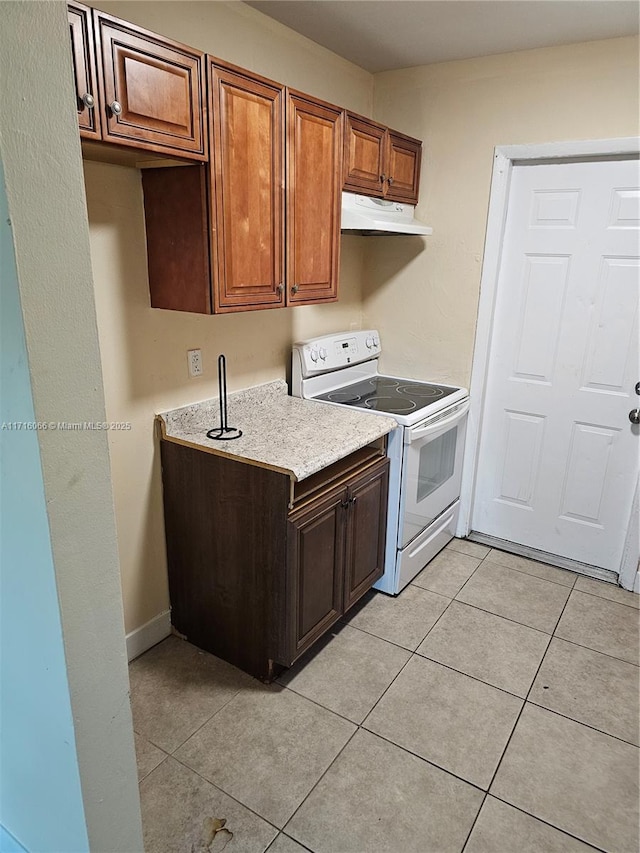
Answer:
[94,12,206,159]
[386,131,422,203]
[343,113,386,197]
[287,91,343,306]
[68,2,101,140]
[343,112,422,204]
[210,62,285,312]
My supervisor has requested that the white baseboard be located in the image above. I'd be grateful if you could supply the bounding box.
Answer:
[126,610,171,662]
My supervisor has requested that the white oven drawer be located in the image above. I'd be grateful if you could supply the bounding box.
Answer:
[398,400,469,549]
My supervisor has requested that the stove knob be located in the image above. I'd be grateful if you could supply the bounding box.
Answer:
[366,336,374,349]
[373,335,380,348]
[310,348,319,363]
[319,347,328,361]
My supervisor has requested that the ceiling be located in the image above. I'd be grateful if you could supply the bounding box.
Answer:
[245,1,640,73]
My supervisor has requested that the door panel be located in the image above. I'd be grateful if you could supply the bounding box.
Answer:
[211,63,284,311]
[343,113,386,196]
[95,12,206,158]
[287,491,344,661]
[473,159,640,572]
[287,91,342,304]
[385,132,421,203]
[343,459,389,611]
[68,2,101,139]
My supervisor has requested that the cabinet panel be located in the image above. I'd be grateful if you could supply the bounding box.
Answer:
[142,165,211,313]
[95,12,206,159]
[160,440,289,682]
[211,63,285,312]
[386,132,422,203]
[343,458,389,611]
[343,113,386,197]
[287,491,345,661]
[68,2,101,140]
[287,91,342,305]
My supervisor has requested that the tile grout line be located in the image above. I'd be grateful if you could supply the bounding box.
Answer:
[479,587,571,797]
[525,697,640,749]
[169,749,297,838]
[164,683,256,756]
[356,726,488,795]
[487,794,610,853]
[550,633,640,668]
[281,726,361,840]
[481,557,578,590]
[570,585,640,610]
[473,586,585,816]
[459,792,488,853]
[413,648,538,702]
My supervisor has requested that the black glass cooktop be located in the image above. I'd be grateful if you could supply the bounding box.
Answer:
[314,376,459,415]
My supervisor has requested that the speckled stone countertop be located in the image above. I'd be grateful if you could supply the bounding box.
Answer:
[157,379,396,482]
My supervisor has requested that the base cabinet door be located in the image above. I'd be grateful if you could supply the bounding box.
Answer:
[343,458,389,611]
[287,491,345,662]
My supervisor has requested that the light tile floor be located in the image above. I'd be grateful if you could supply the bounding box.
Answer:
[131,540,640,853]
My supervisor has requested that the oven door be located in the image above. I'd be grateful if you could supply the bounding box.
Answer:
[398,399,470,549]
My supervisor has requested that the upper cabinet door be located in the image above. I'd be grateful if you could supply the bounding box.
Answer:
[287,91,343,306]
[210,62,285,312]
[67,2,101,140]
[386,131,422,203]
[343,113,386,197]
[94,12,206,159]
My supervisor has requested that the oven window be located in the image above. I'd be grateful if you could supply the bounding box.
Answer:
[417,426,457,502]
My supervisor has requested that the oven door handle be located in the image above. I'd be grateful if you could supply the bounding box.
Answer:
[404,399,470,444]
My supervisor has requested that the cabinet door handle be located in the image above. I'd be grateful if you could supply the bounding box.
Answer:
[350,496,358,505]
[340,498,350,509]
[109,100,122,117]
[291,284,299,295]
[277,283,284,296]
[387,176,394,185]
[380,173,386,183]
[82,92,95,109]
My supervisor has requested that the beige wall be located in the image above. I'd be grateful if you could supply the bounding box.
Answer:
[85,2,373,634]
[365,36,640,385]
[0,2,142,848]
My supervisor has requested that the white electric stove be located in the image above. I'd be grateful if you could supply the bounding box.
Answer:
[292,330,470,594]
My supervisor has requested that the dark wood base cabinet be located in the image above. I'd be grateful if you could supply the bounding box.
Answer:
[160,440,389,680]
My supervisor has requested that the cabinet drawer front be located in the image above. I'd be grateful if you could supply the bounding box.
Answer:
[287,91,342,305]
[68,3,101,140]
[211,64,285,311]
[287,491,345,662]
[96,13,206,158]
[343,113,386,196]
[386,132,421,203]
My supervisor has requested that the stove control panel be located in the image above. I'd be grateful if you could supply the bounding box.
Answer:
[292,330,381,378]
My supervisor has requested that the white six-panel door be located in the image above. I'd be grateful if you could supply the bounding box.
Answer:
[472,158,639,572]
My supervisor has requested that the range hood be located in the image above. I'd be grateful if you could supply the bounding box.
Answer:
[340,192,433,236]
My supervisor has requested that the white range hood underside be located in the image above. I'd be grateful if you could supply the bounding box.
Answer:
[340,192,433,236]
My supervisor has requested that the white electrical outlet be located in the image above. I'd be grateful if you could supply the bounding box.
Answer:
[187,349,203,377]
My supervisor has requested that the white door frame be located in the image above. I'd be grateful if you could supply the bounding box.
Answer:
[458,137,640,589]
